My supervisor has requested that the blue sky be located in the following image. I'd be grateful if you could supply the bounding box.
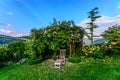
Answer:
[0,0,120,37]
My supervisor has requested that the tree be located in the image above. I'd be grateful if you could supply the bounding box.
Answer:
[30,19,85,58]
[102,25,120,42]
[102,25,120,55]
[87,7,101,45]
[30,28,47,59]
[45,19,72,56]
[24,40,33,58]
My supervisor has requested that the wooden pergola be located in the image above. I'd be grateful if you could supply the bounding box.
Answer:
[69,36,83,57]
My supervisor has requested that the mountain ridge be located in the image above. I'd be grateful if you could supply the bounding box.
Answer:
[0,34,29,44]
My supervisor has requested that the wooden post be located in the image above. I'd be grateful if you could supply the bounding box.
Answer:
[53,51,56,56]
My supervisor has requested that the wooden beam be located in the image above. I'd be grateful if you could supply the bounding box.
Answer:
[70,44,72,57]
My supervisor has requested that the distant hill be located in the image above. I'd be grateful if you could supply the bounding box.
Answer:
[83,38,108,45]
[0,35,29,44]
[94,38,108,44]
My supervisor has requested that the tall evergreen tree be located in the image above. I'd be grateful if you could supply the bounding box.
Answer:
[87,7,101,45]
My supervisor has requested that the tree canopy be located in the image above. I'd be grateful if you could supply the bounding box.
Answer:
[30,19,85,57]
[102,25,120,43]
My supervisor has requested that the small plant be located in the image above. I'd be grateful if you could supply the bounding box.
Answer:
[52,56,57,60]
[81,56,86,62]
[68,57,81,63]
[28,56,43,65]
[94,49,103,59]
[82,45,96,57]
[75,48,83,57]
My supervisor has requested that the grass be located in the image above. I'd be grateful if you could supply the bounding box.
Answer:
[1,58,120,80]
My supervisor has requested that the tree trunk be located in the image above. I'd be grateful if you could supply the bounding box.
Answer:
[91,24,94,45]
[91,31,93,45]
[53,51,56,56]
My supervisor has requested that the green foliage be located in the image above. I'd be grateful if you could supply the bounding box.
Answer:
[24,40,33,57]
[102,25,120,42]
[74,48,83,57]
[7,41,25,62]
[0,47,12,62]
[30,28,47,59]
[70,26,84,43]
[45,19,73,51]
[102,25,120,56]
[29,19,85,60]
[68,57,81,63]
[29,53,37,60]
[28,58,43,65]
[32,40,46,56]
[0,49,8,62]
[82,45,105,59]
[87,7,101,44]
[82,45,96,57]
[0,62,4,68]
[94,49,103,59]
[52,56,57,60]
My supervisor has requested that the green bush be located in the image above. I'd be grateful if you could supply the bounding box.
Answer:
[81,56,86,62]
[94,49,103,59]
[68,57,81,63]
[52,56,57,60]
[82,45,95,57]
[28,58,43,65]
[29,53,37,60]
[75,48,83,57]
[0,47,10,62]
[7,41,25,62]
[0,62,4,68]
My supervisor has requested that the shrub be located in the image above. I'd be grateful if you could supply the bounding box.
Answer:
[81,56,86,62]
[52,56,57,60]
[100,42,120,57]
[0,47,10,62]
[0,62,4,68]
[3,61,13,66]
[82,45,95,57]
[94,49,103,59]
[28,57,43,65]
[18,58,29,64]
[29,53,37,60]
[7,41,25,62]
[0,52,7,62]
[75,48,83,57]
[68,57,81,63]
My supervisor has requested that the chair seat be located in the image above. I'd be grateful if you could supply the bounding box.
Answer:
[54,59,63,68]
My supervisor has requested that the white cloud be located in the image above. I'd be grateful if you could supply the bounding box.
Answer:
[0,23,12,27]
[14,33,27,37]
[95,15,120,25]
[5,24,12,27]
[7,24,11,27]
[78,14,120,36]
[118,5,120,8]
[0,29,12,34]
[7,12,13,15]
[0,23,28,37]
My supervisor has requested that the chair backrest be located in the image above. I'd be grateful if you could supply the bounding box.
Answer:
[60,49,66,59]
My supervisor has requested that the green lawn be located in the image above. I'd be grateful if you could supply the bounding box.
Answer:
[1,58,120,80]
